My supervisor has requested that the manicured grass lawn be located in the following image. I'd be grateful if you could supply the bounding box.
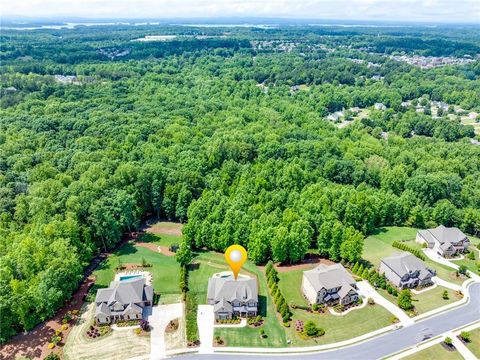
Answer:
[285,305,392,346]
[196,252,286,347]
[93,242,181,302]
[277,262,391,345]
[138,232,182,247]
[402,343,463,360]
[411,286,461,314]
[451,245,479,276]
[277,269,309,308]
[364,227,463,285]
[466,327,480,358]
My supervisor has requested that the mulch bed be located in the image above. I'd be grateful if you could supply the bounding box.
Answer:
[441,342,457,351]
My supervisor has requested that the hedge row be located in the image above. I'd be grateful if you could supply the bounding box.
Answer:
[392,241,426,260]
[265,261,292,322]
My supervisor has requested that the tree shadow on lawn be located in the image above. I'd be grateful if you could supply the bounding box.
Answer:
[116,242,139,256]
[258,295,267,317]
[137,233,159,243]
[370,227,388,236]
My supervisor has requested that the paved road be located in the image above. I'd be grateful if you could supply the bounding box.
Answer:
[180,283,480,360]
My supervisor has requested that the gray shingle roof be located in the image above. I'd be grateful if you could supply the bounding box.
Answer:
[303,263,356,292]
[207,274,258,304]
[424,225,468,245]
[381,252,434,278]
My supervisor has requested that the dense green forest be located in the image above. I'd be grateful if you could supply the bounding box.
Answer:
[1,23,480,343]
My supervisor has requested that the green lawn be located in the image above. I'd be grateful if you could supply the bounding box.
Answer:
[93,242,182,302]
[138,232,182,247]
[411,286,461,314]
[277,263,392,345]
[451,245,480,276]
[402,343,463,360]
[277,269,309,308]
[285,305,392,346]
[364,227,463,285]
[466,327,480,358]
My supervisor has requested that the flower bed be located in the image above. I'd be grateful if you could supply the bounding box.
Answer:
[115,319,140,327]
[215,318,241,325]
[86,323,111,339]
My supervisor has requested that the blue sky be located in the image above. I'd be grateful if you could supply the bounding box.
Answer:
[3,0,480,23]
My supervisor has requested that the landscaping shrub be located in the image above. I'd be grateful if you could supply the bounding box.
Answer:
[368,298,375,305]
[398,289,414,311]
[467,251,475,260]
[303,321,325,337]
[444,337,453,346]
[186,292,199,343]
[392,241,426,260]
[459,331,471,342]
[442,290,449,300]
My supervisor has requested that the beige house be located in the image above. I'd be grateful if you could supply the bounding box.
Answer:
[302,264,359,306]
[416,225,470,257]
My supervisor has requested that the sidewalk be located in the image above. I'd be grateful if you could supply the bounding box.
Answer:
[357,281,414,327]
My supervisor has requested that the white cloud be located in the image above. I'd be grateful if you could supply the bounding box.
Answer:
[3,0,480,23]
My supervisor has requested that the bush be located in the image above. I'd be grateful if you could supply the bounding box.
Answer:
[368,298,375,305]
[303,321,325,337]
[47,343,55,349]
[260,328,266,338]
[392,241,426,260]
[61,324,68,331]
[134,328,142,335]
[390,316,399,323]
[458,265,468,276]
[312,303,318,311]
[283,321,290,327]
[186,293,199,342]
[444,337,452,346]
[467,251,475,260]
[442,290,449,300]
[398,289,414,311]
[459,331,471,342]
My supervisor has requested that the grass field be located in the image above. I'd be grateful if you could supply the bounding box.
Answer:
[196,252,287,347]
[138,232,182,247]
[402,343,463,360]
[363,227,464,285]
[277,265,392,345]
[451,245,480,276]
[466,327,480,358]
[93,243,182,301]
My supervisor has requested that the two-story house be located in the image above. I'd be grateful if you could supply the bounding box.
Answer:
[207,273,258,320]
[301,264,359,306]
[416,225,470,257]
[94,277,153,324]
[379,252,435,289]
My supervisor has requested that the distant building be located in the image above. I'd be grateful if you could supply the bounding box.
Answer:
[379,252,435,289]
[95,278,153,324]
[54,75,80,85]
[302,264,359,306]
[290,85,300,92]
[371,75,384,81]
[374,103,387,110]
[4,86,17,93]
[327,111,344,121]
[401,101,411,108]
[469,112,479,120]
[416,226,470,257]
[207,273,258,320]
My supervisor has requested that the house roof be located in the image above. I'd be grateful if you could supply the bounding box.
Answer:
[422,225,468,245]
[303,263,356,292]
[95,278,153,306]
[213,297,233,313]
[207,274,258,304]
[381,252,434,278]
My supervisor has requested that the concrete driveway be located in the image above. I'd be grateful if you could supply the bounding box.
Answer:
[197,305,214,354]
[148,303,184,360]
[357,281,414,327]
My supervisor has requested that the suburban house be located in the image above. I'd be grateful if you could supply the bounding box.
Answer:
[302,264,359,306]
[207,273,258,320]
[94,277,153,324]
[374,102,387,110]
[379,252,435,289]
[416,225,470,257]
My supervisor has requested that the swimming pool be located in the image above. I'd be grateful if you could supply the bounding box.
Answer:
[119,275,143,281]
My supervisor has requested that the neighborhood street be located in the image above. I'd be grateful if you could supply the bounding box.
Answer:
[181,282,480,360]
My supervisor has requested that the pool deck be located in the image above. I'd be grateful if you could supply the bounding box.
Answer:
[114,270,153,285]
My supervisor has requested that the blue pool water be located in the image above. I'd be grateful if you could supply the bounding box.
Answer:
[119,275,142,281]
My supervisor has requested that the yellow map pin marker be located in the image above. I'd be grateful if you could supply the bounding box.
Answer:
[225,244,247,280]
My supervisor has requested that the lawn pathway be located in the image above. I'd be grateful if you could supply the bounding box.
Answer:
[357,281,414,327]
